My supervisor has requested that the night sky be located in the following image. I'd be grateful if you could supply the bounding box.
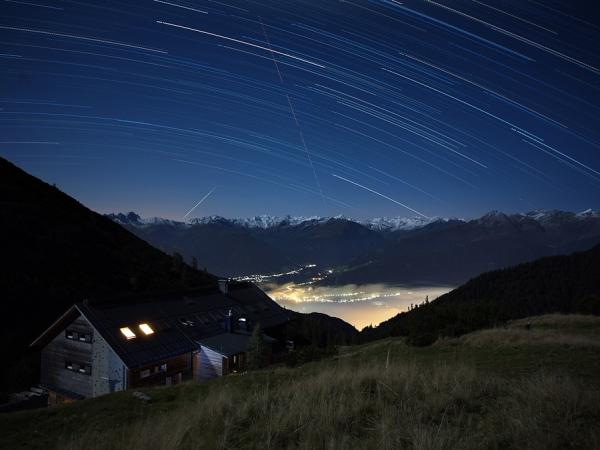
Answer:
[2,0,599,220]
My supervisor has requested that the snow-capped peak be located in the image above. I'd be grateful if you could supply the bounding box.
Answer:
[360,216,442,231]
[577,208,600,218]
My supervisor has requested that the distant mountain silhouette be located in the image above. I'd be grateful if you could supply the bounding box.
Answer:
[255,218,385,269]
[109,210,600,283]
[332,211,600,285]
[109,214,385,276]
[117,216,292,277]
[360,244,600,342]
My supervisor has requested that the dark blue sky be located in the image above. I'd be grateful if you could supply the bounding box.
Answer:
[2,0,599,220]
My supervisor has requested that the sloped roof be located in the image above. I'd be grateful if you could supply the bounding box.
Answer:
[198,333,252,356]
[199,331,277,357]
[32,282,293,369]
[225,282,293,329]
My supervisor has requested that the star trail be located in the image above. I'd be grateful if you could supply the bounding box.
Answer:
[1,0,599,219]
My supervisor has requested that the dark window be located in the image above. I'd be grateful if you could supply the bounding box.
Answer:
[66,330,92,343]
[140,369,151,378]
[179,317,195,327]
[65,361,91,375]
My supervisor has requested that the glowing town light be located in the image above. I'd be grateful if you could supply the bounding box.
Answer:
[139,323,154,335]
[120,327,136,340]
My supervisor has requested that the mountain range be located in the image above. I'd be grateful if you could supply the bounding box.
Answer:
[108,209,600,284]
[108,212,441,232]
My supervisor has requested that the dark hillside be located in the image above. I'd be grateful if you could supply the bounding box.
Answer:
[360,244,600,343]
[0,157,216,391]
[123,219,292,277]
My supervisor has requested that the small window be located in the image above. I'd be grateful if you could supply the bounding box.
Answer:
[139,323,154,335]
[153,364,167,373]
[120,327,136,340]
[178,318,195,327]
[65,361,91,375]
[140,369,151,379]
[66,330,92,343]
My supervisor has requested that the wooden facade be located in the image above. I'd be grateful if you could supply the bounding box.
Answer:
[196,346,225,381]
[128,353,193,388]
[41,316,95,401]
[195,348,247,381]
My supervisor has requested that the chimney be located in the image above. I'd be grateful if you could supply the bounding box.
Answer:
[225,309,233,333]
[218,279,229,294]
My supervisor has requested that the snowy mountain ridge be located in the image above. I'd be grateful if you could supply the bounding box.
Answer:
[106,209,599,232]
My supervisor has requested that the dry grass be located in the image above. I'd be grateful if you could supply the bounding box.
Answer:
[56,360,599,450]
[512,314,600,327]
[458,314,600,349]
[3,314,600,450]
[458,328,600,348]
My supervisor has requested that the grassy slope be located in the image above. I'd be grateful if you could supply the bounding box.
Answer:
[2,314,600,450]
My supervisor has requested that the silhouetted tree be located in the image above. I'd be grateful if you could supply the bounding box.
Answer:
[247,324,270,370]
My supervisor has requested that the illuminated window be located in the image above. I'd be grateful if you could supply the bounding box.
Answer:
[139,323,154,335]
[120,327,136,340]
[140,369,151,378]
